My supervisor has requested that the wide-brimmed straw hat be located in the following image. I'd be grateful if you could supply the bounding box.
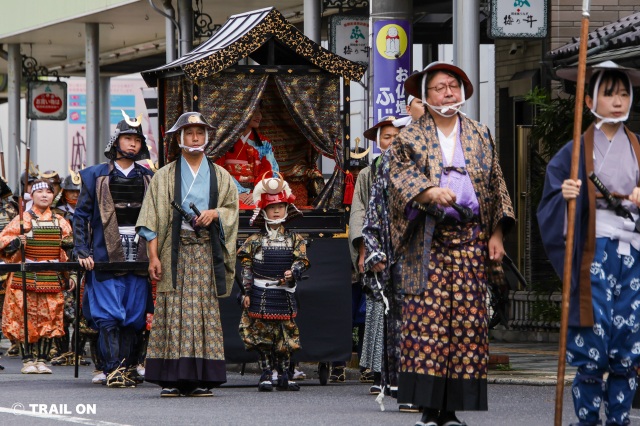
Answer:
[404,61,474,100]
[555,60,640,86]
[363,116,398,141]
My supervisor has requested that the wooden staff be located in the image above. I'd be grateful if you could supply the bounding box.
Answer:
[20,119,32,358]
[555,1,591,425]
[0,129,5,178]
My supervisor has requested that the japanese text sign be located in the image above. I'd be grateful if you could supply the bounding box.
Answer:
[372,19,411,153]
[329,15,370,66]
[28,81,68,120]
[489,0,547,39]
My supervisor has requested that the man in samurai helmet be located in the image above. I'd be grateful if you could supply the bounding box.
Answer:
[104,111,150,162]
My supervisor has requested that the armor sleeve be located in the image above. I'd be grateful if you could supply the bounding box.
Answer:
[291,233,309,281]
[72,181,94,259]
[237,233,259,293]
[241,264,253,294]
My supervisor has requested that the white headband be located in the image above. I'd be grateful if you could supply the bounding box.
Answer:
[31,181,52,194]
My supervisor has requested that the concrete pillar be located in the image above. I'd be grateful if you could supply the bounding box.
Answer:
[163,0,177,62]
[178,0,193,56]
[453,0,480,120]
[7,44,21,189]
[304,0,321,43]
[99,76,111,157]
[86,23,100,166]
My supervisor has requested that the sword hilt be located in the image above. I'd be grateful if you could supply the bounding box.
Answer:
[451,202,474,223]
[189,202,202,217]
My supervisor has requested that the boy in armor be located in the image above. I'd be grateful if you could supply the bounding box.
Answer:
[238,173,310,391]
[74,112,153,387]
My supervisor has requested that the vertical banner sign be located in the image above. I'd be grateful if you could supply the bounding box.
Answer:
[372,20,411,153]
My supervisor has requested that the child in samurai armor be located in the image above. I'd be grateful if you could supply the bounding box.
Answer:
[238,173,309,392]
[0,179,74,374]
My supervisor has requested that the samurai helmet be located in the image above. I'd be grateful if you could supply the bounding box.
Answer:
[166,112,215,134]
[0,176,13,199]
[41,169,62,185]
[104,110,149,161]
[166,112,216,154]
[252,172,294,209]
[249,172,302,228]
[62,167,82,191]
[20,163,40,193]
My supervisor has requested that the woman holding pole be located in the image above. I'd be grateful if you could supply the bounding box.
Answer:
[538,61,640,426]
[0,179,74,374]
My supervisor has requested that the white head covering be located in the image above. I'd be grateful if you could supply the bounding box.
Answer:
[556,60,640,129]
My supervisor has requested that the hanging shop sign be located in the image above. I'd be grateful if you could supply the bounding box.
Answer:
[489,0,548,39]
[28,81,68,120]
[329,15,370,66]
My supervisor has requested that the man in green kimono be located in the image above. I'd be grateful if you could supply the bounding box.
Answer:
[136,112,238,397]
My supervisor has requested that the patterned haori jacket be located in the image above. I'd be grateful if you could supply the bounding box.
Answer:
[136,160,239,295]
[387,113,515,295]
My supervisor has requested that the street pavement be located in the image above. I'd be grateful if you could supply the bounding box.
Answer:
[1,338,639,425]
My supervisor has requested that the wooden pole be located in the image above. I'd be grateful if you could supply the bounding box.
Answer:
[0,130,6,178]
[20,119,32,359]
[555,2,591,425]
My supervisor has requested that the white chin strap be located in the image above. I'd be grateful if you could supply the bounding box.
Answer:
[261,209,289,236]
[590,71,633,129]
[376,128,388,153]
[421,74,467,117]
[178,129,208,152]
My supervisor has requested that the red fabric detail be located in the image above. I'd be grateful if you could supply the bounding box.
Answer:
[343,172,355,205]
[248,311,297,320]
[289,181,308,207]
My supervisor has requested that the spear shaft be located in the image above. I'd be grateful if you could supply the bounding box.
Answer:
[555,2,591,425]
[19,119,32,357]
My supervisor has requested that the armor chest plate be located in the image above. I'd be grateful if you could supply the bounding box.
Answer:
[110,174,145,225]
[252,246,294,281]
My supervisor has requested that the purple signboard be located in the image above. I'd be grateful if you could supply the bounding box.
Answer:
[372,19,411,153]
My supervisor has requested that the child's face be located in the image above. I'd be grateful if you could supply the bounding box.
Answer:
[264,202,287,220]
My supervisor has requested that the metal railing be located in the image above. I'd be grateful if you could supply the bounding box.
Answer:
[0,261,149,377]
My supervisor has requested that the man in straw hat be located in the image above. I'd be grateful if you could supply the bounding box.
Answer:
[351,117,407,398]
[538,61,640,426]
[137,111,238,397]
[74,112,154,387]
[387,62,515,426]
